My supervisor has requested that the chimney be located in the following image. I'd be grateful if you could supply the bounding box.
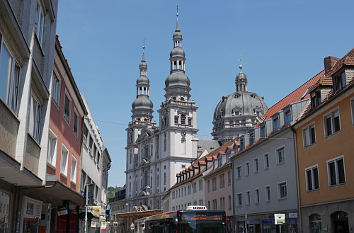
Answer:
[324,56,339,75]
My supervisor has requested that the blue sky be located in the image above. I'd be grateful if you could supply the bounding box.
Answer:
[56,0,354,187]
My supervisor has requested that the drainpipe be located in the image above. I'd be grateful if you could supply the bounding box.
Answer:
[291,126,302,233]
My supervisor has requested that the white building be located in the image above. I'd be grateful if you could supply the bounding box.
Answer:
[124,13,217,211]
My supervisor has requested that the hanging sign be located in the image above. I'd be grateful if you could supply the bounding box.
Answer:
[100,221,107,231]
[274,214,285,225]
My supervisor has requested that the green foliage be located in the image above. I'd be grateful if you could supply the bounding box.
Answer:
[107,186,122,201]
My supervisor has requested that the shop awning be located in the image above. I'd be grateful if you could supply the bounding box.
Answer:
[23,180,85,206]
[115,209,163,219]
[0,150,42,186]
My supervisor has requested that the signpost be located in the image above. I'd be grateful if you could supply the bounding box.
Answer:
[274,214,286,233]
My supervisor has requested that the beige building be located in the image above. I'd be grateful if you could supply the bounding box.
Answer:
[294,50,354,233]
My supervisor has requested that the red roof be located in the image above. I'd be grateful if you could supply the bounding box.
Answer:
[327,49,354,77]
[260,70,324,122]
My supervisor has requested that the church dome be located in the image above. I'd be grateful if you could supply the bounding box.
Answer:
[165,71,190,88]
[213,92,267,120]
[170,47,185,57]
[132,95,153,110]
[137,75,149,85]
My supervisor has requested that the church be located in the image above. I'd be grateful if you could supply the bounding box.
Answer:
[124,11,267,211]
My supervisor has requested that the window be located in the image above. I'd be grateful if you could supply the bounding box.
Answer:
[249,130,255,145]
[260,124,267,138]
[60,145,69,175]
[64,93,71,124]
[212,199,217,210]
[237,166,241,179]
[303,124,316,147]
[52,73,60,105]
[306,165,319,191]
[163,133,167,152]
[47,131,57,166]
[255,189,260,204]
[29,95,42,142]
[71,156,77,182]
[272,115,279,131]
[212,178,217,191]
[266,186,271,201]
[327,156,345,186]
[199,200,203,206]
[237,193,242,206]
[324,109,341,137]
[246,191,250,206]
[245,163,250,176]
[174,115,179,124]
[333,72,346,93]
[208,201,210,209]
[278,182,287,199]
[207,180,210,192]
[34,1,45,45]
[199,179,203,191]
[163,172,166,185]
[73,111,79,137]
[228,171,231,186]
[254,158,259,173]
[193,183,197,193]
[188,118,192,126]
[277,147,285,164]
[311,91,321,109]
[284,108,292,125]
[181,114,186,125]
[219,174,225,188]
[0,38,21,113]
[228,195,232,210]
[264,154,269,169]
[220,197,225,209]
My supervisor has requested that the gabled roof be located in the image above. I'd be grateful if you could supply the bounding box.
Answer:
[259,70,324,122]
[327,49,354,77]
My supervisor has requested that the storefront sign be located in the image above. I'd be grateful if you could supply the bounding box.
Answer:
[90,206,101,217]
[274,214,285,225]
[100,221,107,231]
[57,209,68,216]
[289,212,298,218]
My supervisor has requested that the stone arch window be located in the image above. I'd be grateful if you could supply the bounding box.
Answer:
[309,214,321,233]
[181,114,186,125]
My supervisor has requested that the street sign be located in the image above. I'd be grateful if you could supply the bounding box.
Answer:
[274,214,285,225]
[130,222,135,231]
[289,212,298,218]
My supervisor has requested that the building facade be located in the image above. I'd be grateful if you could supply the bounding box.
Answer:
[231,71,322,233]
[294,50,354,233]
[0,0,58,232]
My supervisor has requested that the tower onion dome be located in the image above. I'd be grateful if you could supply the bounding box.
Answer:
[132,46,153,112]
[165,9,190,90]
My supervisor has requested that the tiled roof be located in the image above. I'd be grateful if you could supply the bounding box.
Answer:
[327,49,354,77]
[260,70,324,122]
[170,139,238,191]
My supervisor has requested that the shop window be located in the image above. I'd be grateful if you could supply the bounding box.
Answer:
[309,214,321,233]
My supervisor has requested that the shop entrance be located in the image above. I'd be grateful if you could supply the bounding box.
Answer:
[331,211,349,233]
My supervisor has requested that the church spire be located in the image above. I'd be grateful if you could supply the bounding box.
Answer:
[176,5,180,32]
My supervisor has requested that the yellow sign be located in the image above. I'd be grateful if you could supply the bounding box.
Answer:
[91,206,101,216]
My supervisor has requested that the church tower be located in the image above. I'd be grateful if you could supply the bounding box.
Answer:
[158,9,198,168]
